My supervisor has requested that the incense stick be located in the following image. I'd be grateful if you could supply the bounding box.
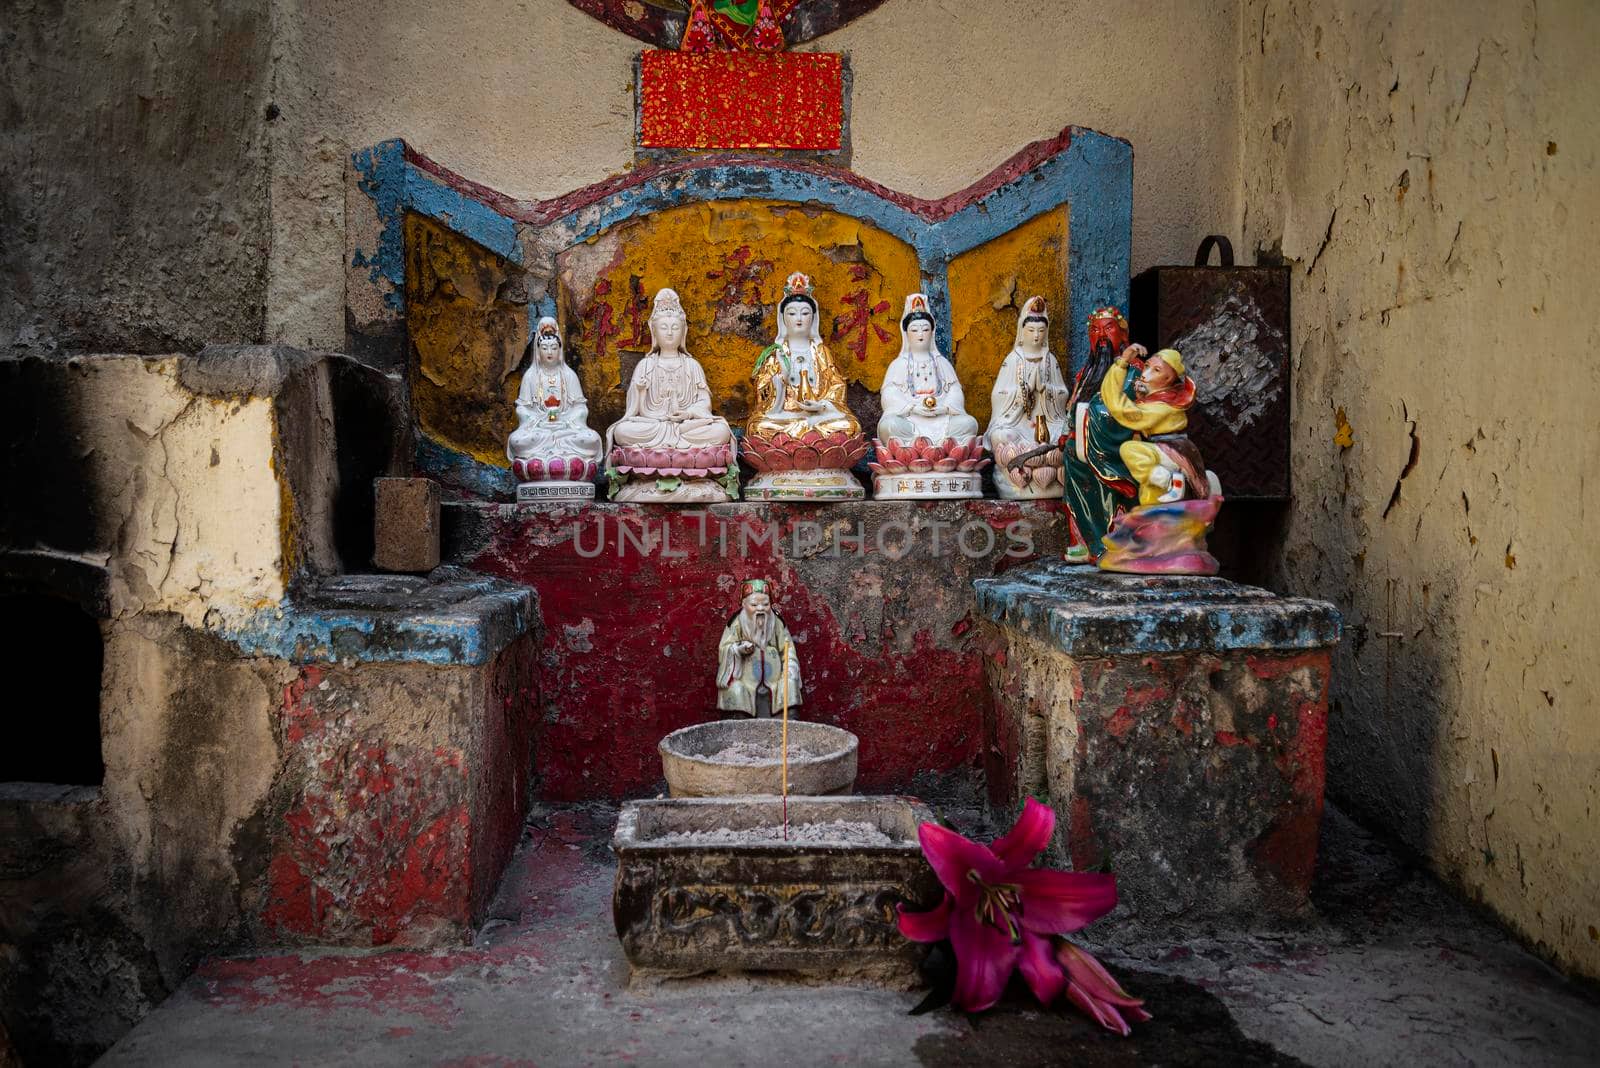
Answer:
[780,640,790,841]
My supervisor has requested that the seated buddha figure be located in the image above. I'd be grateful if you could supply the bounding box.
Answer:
[871,293,985,500]
[877,294,981,446]
[605,288,737,503]
[740,272,866,500]
[506,317,604,498]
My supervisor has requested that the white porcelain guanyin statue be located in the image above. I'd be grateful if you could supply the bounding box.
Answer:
[604,287,738,503]
[507,317,604,502]
[870,293,987,500]
[986,296,1070,499]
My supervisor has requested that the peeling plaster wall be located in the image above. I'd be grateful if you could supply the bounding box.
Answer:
[266,0,1239,348]
[0,0,273,355]
[0,357,291,628]
[1238,0,1600,977]
[99,616,289,982]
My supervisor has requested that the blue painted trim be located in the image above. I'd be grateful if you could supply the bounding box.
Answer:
[416,435,520,500]
[403,168,523,264]
[350,141,409,312]
[351,139,524,316]
[217,573,536,667]
[974,560,1342,657]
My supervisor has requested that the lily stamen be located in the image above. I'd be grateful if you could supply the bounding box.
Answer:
[966,870,1024,943]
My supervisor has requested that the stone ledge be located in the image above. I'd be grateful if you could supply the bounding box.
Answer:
[177,342,327,398]
[974,559,1340,656]
[218,565,536,666]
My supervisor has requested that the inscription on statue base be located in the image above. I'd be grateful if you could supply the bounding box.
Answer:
[873,473,982,501]
[517,481,596,504]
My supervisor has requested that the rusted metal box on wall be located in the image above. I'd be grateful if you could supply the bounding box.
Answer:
[1130,236,1291,500]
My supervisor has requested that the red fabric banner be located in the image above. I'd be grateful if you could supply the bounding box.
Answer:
[639,51,844,151]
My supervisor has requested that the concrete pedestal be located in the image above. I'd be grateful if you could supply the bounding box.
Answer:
[225,568,539,947]
[974,560,1340,923]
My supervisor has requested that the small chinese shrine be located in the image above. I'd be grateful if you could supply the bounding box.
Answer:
[14,0,1594,1063]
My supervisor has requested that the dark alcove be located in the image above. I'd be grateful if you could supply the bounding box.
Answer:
[0,594,105,785]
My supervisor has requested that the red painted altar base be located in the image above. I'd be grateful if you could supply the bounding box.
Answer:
[444,500,1069,801]
[258,642,539,947]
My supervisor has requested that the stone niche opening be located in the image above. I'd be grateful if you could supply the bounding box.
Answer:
[344,131,1131,498]
[0,593,104,786]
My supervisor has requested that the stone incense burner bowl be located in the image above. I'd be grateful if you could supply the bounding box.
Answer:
[658,720,858,798]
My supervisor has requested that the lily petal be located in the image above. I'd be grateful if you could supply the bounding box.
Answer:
[1013,869,1118,934]
[896,895,953,943]
[1015,930,1066,1005]
[1066,982,1130,1036]
[1056,941,1146,1008]
[949,906,1021,1013]
[918,822,1004,904]
[990,797,1056,871]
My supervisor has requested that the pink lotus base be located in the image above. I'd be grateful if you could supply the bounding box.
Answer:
[607,443,734,478]
[991,436,1064,499]
[513,456,601,483]
[741,429,869,474]
[869,437,991,476]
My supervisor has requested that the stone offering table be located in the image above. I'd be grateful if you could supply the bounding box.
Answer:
[974,560,1340,923]
[612,795,939,979]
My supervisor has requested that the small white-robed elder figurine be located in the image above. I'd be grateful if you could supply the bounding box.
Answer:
[716,578,802,719]
[507,316,604,503]
[986,296,1070,499]
[870,293,987,500]
[604,287,738,503]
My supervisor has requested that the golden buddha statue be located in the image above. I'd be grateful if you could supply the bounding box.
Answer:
[747,272,860,440]
[740,272,867,501]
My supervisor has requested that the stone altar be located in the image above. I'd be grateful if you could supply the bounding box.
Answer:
[975,560,1340,924]
[612,795,939,979]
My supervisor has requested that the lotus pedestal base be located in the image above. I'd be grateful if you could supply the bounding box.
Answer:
[873,472,982,500]
[516,480,595,504]
[993,476,1065,502]
[744,468,864,502]
[611,477,732,504]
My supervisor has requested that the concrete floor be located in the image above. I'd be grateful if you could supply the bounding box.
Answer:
[101,803,1600,1067]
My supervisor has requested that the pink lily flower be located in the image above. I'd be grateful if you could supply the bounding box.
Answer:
[896,798,1118,1014]
[1057,940,1154,1036]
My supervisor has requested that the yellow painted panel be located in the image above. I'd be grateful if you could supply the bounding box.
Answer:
[405,213,529,466]
[558,199,921,432]
[946,207,1070,429]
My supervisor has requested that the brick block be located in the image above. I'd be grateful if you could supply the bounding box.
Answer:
[374,477,440,572]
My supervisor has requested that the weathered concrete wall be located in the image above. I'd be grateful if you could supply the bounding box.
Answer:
[1238,0,1600,977]
[0,0,273,355]
[0,357,290,627]
[267,0,1239,348]
[99,616,289,981]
